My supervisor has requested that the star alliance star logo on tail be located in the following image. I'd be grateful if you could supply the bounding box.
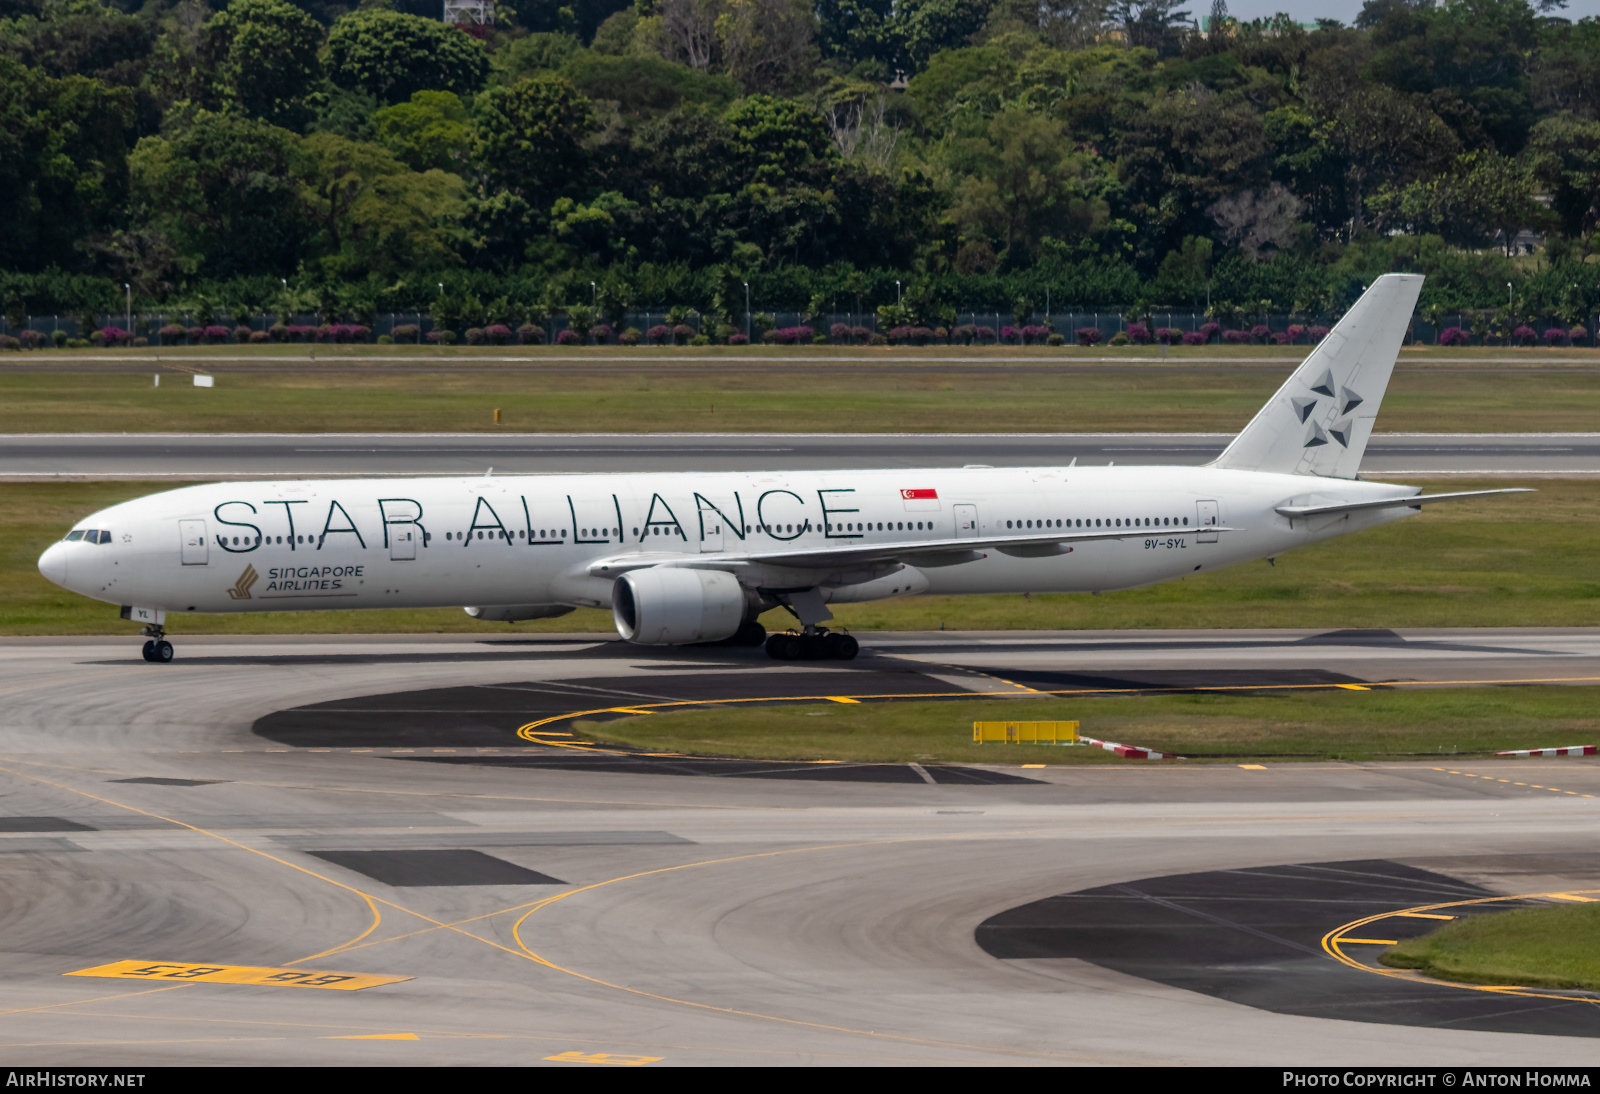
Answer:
[227,564,258,600]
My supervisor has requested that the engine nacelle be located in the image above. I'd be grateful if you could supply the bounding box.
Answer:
[464,605,576,622]
[612,567,744,645]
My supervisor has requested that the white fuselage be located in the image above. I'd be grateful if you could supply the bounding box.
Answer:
[41,465,1415,617]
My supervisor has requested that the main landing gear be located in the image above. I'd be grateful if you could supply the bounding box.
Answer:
[140,625,173,663]
[765,629,859,661]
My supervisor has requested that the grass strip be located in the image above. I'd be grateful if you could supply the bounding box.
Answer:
[0,478,1588,635]
[1380,904,1600,990]
[6,361,1600,432]
[571,687,1600,765]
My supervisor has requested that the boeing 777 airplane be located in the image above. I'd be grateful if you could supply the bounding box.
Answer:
[38,274,1524,663]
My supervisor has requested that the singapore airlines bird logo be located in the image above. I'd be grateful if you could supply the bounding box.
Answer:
[227,564,258,600]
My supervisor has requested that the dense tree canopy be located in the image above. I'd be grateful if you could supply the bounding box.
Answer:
[1,0,1599,325]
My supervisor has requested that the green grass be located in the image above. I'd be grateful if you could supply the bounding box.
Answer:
[571,687,1600,765]
[6,357,1600,432]
[1381,904,1600,990]
[1,478,1590,635]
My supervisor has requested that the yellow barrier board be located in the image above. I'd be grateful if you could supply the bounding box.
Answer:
[973,720,1079,744]
[66,960,411,991]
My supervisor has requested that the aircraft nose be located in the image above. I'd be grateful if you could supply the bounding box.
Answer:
[37,542,67,586]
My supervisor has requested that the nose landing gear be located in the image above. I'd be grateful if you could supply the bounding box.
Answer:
[140,625,173,663]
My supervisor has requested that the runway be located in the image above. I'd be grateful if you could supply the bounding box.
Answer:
[3,431,1598,479]
[1,628,1599,1065]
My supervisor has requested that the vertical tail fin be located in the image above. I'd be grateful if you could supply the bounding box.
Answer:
[1211,273,1423,479]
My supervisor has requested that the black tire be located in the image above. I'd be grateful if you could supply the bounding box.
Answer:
[836,634,860,660]
[822,633,847,659]
[736,620,766,647]
[777,635,805,660]
[153,640,174,663]
[141,640,156,663]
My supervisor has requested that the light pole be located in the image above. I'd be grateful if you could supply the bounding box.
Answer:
[123,283,131,339]
[1507,282,1513,309]
[744,281,750,339]
[590,280,597,305]
[895,280,901,307]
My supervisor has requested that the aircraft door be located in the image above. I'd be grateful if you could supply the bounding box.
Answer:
[953,504,979,538]
[390,527,416,560]
[698,504,724,552]
[180,519,209,565]
[1196,500,1219,543]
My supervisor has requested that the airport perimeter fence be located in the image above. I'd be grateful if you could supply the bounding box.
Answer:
[2,311,1597,348]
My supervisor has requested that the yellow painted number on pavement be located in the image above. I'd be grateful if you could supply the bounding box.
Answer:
[66,960,411,991]
[544,1051,662,1066]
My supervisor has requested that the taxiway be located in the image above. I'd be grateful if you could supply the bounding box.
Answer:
[0,629,1597,1065]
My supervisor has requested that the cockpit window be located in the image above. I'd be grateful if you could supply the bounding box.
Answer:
[93,530,110,544]
[65,530,85,542]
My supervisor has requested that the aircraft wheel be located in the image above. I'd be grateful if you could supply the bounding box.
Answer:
[835,634,859,661]
[152,640,174,663]
[770,634,804,661]
[736,620,766,647]
[141,640,156,663]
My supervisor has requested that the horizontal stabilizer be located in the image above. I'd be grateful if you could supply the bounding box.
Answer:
[1275,488,1533,519]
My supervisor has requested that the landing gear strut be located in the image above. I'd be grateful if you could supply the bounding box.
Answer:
[140,624,173,663]
[765,629,859,661]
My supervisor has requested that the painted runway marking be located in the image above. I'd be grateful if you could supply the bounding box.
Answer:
[67,961,410,991]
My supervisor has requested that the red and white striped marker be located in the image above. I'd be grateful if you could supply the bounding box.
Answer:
[1079,736,1174,760]
[1497,745,1597,758]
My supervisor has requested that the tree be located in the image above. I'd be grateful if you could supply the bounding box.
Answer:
[1117,84,1270,259]
[891,0,994,76]
[374,90,471,173]
[1532,17,1600,121]
[1366,150,1543,254]
[815,0,896,71]
[1207,183,1304,261]
[128,109,306,279]
[326,10,489,105]
[0,55,135,274]
[724,94,836,180]
[204,0,323,129]
[1364,0,1538,154]
[1526,113,1600,254]
[295,132,470,277]
[471,74,595,260]
[0,0,152,82]
[1109,0,1190,54]
[946,109,1110,260]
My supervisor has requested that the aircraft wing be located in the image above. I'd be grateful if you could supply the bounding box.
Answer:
[586,524,1236,578]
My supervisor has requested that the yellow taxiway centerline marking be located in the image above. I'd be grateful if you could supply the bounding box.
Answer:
[825,696,861,704]
[328,1033,418,1040]
[1548,893,1598,902]
[1239,764,1267,770]
[1431,767,1596,799]
[1335,938,1399,946]
[1322,887,1600,1003]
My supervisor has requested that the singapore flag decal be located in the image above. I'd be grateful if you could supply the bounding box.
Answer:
[901,487,940,511]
